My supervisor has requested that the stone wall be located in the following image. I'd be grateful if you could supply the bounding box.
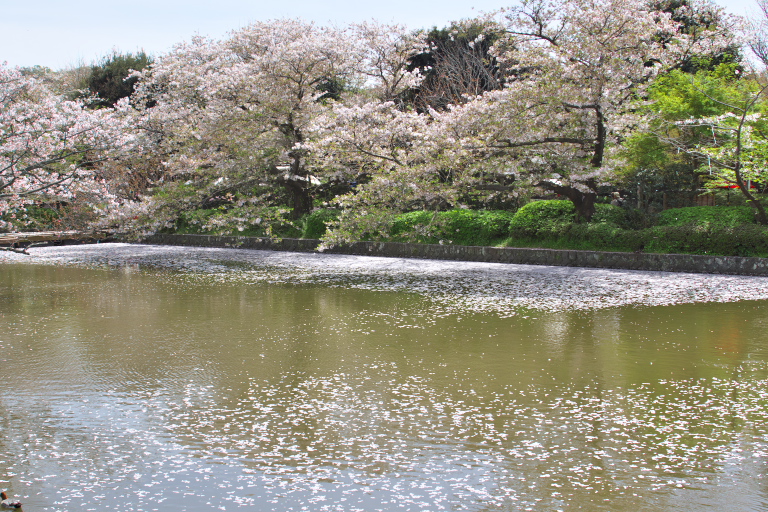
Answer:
[142,234,768,276]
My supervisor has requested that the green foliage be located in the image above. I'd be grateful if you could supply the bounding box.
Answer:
[502,221,768,256]
[709,188,755,207]
[620,132,674,173]
[302,209,340,238]
[500,223,640,252]
[566,223,644,252]
[620,64,754,210]
[86,51,153,108]
[316,77,347,103]
[509,200,575,237]
[1,205,63,232]
[621,164,702,213]
[173,206,300,238]
[641,64,767,214]
[173,208,222,234]
[166,203,768,257]
[509,200,627,237]
[648,64,748,121]
[440,209,517,245]
[643,224,768,256]
[591,204,627,226]
[389,209,516,246]
[0,200,114,232]
[503,204,768,256]
[390,211,436,240]
[656,206,756,228]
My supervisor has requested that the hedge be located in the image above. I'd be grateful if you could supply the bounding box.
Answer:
[643,224,768,256]
[509,200,627,238]
[656,205,756,228]
[390,209,517,246]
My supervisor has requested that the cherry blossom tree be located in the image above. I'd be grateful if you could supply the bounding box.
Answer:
[308,101,461,244]
[109,5,734,241]
[353,21,427,103]
[308,0,733,246]
[126,20,425,237]
[0,63,133,231]
[305,25,517,245]
[129,21,349,230]
[436,0,735,220]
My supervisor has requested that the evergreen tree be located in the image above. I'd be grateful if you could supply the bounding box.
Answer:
[87,51,153,108]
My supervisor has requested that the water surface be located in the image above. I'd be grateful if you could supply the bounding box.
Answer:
[1,244,767,511]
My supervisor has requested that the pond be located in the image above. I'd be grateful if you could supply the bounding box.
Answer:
[1,243,768,511]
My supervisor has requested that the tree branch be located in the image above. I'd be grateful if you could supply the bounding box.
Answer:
[491,136,591,149]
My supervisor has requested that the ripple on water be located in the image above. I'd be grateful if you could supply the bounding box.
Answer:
[4,243,768,316]
[2,361,768,511]
[2,244,768,511]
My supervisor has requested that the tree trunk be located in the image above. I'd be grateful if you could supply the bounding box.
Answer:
[284,140,313,220]
[541,182,597,221]
[567,189,597,222]
[733,154,768,224]
[283,180,312,220]
[736,179,768,225]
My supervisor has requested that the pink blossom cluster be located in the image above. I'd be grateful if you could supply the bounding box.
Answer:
[0,63,135,230]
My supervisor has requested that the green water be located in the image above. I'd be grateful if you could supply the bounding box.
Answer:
[1,257,767,511]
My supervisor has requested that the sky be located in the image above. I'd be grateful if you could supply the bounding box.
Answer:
[1,0,761,70]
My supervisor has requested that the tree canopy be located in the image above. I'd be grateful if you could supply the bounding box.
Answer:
[0,63,134,230]
[1,0,761,238]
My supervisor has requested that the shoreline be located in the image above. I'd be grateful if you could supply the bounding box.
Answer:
[142,233,768,277]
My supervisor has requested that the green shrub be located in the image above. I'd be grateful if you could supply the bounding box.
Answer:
[85,51,153,108]
[388,209,516,245]
[390,211,436,240]
[1,204,63,231]
[503,221,768,257]
[173,208,218,234]
[592,203,628,226]
[439,209,517,245]
[563,223,645,252]
[509,200,627,238]
[477,210,518,239]
[173,206,301,237]
[512,200,575,222]
[271,221,302,238]
[656,206,755,228]
[302,209,340,239]
[643,224,768,256]
[509,200,575,237]
[429,210,475,244]
[709,189,768,207]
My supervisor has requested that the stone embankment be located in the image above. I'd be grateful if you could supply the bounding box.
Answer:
[142,234,768,276]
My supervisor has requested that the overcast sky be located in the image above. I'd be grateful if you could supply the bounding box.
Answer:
[1,0,761,70]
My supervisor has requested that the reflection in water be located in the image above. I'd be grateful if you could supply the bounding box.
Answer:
[0,248,767,511]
